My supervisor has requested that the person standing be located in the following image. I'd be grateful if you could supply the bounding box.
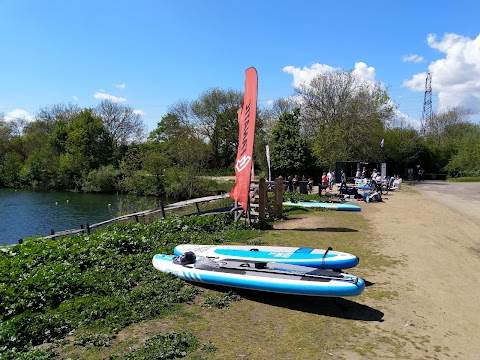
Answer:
[340,169,347,190]
[321,172,328,187]
[307,178,314,193]
[320,172,328,195]
[327,169,332,190]
[287,176,293,192]
[329,169,336,190]
[374,171,383,194]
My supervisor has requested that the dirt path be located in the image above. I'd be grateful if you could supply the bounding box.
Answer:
[89,181,480,359]
[353,184,480,359]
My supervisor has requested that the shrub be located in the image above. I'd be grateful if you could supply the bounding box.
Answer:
[82,165,120,192]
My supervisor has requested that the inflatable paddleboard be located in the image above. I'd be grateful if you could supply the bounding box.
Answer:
[153,253,365,297]
[283,201,361,211]
[174,244,359,270]
[355,184,375,190]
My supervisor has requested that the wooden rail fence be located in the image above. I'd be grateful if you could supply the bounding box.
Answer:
[15,177,286,243]
[34,193,231,241]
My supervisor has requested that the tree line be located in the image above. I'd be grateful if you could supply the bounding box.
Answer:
[1,69,479,198]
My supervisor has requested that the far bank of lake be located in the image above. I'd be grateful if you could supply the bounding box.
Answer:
[0,188,160,245]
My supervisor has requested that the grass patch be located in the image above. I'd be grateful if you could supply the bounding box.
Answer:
[447,176,480,182]
[0,214,263,359]
[174,209,399,359]
[200,291,242,309]
[1,199,420,359]
[110,332,200,360]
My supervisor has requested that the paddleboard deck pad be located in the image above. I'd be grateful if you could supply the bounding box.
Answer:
[153,253,365,297]
[174,244,359,270]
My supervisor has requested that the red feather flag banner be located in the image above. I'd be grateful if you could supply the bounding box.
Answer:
[229,67,258,211]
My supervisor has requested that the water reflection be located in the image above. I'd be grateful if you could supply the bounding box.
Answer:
[0,188,160,245]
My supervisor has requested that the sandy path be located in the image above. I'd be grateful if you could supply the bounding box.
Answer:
[358,184,480,359]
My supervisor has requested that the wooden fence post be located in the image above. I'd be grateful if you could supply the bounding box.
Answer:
[258,178,266,221]
[274,176,284,218]
[234,201,243,222]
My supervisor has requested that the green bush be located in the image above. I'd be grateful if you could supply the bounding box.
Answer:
[0,214,261,356]
[201,291,242,309]
[82,165,120,192]
[118,169,162,196]
[114,332,199,360]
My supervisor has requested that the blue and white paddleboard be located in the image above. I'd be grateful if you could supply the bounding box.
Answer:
[174,244,359,270]
[152,254,365,297]
[283,201,361,211]
[355,184,375,190]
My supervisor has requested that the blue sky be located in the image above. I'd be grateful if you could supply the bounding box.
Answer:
[1,0,480,133]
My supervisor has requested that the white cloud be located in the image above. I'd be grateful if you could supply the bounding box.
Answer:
[114,83,126,89]
[403,33,480,116]
[133,109,144,116]
[283,62,377,89]
[283,62,408,126]
[402,54,424,63]
[5,108,34,122]
[265,99,274,106]
[72,96,79,101]
[93,92,127,102]
[352,62,376,84]
[283,63,336,89]
[391,110,422,130]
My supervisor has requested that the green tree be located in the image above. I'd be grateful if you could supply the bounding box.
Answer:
[20,148,60,188]
[443,123,480,177]
[269,108,312,178]
[0,118,28,187]
[95,99,145,148]
[149,112,190,142]
[423,106,474,174]
[149,112,210,171]
[82,165,120,192]
[383,126,423,174]
[0,116,13,160]
[424,106,471,146]
[55,110,114,189]
[297,70,395,166]
[261,98,298,139]
[36,103,81,126]
[0,152,23,187]
[191,88,243,168]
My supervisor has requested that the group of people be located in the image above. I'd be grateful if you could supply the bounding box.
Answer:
[321,169,336,191]
[285,167,400,196]
[286,175,315,193]
[287,169,344,195]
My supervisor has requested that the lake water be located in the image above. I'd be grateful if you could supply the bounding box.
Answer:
[0,188,160,245]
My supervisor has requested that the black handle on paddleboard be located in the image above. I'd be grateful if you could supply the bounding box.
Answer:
[321,247,333,269]
[323,247,333,258]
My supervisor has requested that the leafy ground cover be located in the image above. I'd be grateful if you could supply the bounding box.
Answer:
[0,213,265,359]
[1,192,402,359]
[446,176,480,182]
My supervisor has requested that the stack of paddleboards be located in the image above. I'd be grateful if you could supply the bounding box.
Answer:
[152,244,365,297]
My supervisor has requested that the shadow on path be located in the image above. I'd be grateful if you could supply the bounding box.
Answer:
[195,283,384,322]
[274,227,358,233]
